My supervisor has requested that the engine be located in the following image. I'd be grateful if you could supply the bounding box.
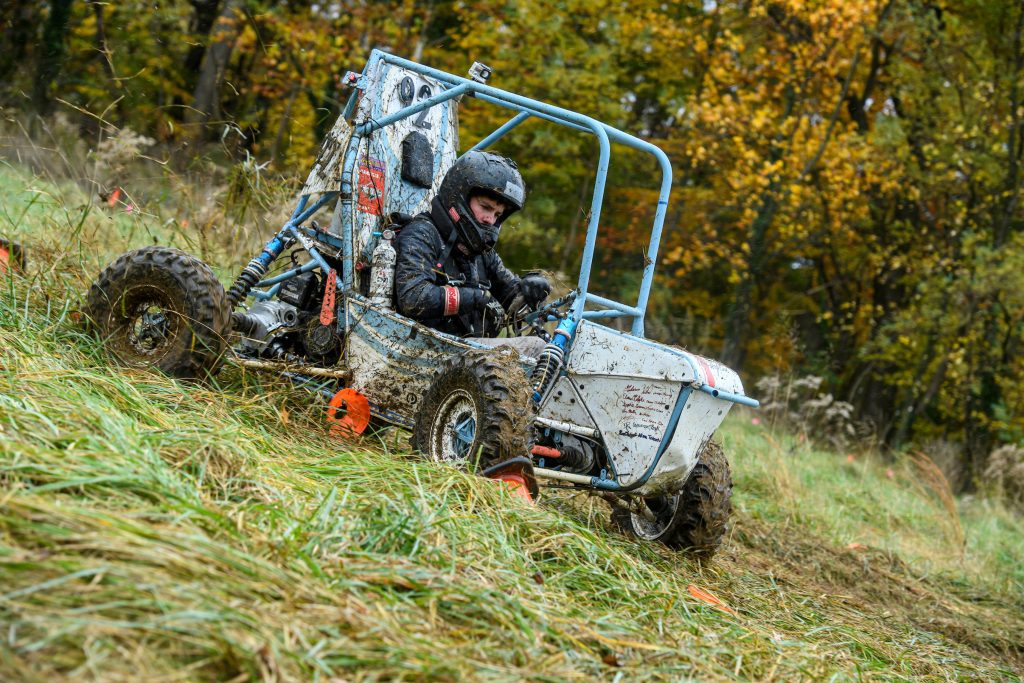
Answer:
[531,431,600,475]
[232,270,342,365]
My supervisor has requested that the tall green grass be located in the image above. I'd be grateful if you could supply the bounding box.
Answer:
[1,164,1021,680]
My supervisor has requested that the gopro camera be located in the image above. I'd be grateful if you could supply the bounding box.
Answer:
[468,62,492,84]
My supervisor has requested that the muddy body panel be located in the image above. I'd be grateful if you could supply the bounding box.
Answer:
[538,320,744,494]
[343,296,534,425]
[302,117,354,196]
[350,60,460,270]
[344,297,475,425]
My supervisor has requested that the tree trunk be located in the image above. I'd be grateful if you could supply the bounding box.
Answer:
[964,0,1024,485]
[720,190,776,370]
[31,0,74,116]
[184,0,223,88]
[90,1,116,81]
[410,0,435,62]
[188,0,240,136]
[270,86,299,169]
[994,0,1024,248]
[0,2,38,90]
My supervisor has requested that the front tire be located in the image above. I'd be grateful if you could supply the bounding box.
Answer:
[612,441,733,559]
[412,346,532,469]
[84,246,230,379]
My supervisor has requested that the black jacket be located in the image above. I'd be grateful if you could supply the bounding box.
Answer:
[394,197,521,336]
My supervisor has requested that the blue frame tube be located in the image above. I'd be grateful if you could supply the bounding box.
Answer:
[291,192,338,227]
[581,309,632,320]
[474,93,592,135]
[256,259,319,287]
[338,137,364,288]
[355,82,470,136]
[285,226,333,274]
[253,283,283,302]
[471,111,532,151]
[248,191,339,300]
[582,293,642,319]
[341,90,358,121]
[289,194,310,222]
[696,384,760,408]
[370,51,671,338]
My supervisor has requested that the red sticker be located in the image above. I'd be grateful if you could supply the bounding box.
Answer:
[357,160,386,215]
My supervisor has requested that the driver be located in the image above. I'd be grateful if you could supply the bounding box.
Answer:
[393,150,551,355]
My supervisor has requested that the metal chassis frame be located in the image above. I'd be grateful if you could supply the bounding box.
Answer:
[247,48,672,337]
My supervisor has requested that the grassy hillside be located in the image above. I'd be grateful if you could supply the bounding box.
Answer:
[1,164,1022,681]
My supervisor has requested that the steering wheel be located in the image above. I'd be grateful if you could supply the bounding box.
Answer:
[503,293,538,338]
[502,290,578,340]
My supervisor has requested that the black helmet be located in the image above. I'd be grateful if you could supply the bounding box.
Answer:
[437,150,525,254]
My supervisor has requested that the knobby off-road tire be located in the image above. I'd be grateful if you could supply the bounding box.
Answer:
[613,441,733,560]
[84,246,230,379]
[412,346,532,470]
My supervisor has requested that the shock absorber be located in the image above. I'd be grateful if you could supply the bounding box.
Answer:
[227,235,288,308]
[530,318,576,404]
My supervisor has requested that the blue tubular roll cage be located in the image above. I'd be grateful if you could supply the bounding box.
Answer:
[250,48,672,338]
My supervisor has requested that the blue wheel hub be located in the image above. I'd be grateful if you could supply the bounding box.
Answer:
[452,415,476,460]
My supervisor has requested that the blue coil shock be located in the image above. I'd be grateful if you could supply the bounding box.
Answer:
[530,318,576,404]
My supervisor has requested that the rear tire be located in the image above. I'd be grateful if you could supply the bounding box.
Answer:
[412,346,532,470]
[84,246,230,379]
[612,441,732,559]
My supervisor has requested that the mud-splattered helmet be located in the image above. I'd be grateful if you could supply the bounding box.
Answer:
[436,150,525,254]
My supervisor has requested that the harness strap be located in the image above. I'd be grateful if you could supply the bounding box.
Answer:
[437,228,460,270]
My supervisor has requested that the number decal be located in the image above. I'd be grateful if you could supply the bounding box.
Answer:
[413,85,433,129]
[398,76,414,106]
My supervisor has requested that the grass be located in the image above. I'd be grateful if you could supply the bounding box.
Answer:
[0,162,1022,681]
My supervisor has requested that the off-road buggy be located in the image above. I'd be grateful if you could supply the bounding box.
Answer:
[85,51,758,558]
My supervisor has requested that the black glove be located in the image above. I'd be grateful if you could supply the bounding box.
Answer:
[458,286,492,313]
[519,274,551,306]
[458,287,505,333]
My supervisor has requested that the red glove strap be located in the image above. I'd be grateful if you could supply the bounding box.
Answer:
[442,286,460,316]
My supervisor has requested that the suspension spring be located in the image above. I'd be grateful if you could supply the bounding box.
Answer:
[227,257,270,308]
[530,342,564,403]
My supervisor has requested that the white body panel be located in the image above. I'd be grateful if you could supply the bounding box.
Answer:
[536,376,599,431]
[349,62,460,265]
[540,320,746,495]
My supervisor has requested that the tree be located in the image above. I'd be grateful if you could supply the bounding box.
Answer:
[32,0,74,115]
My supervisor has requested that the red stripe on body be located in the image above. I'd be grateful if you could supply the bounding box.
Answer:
[696,356,716,388]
